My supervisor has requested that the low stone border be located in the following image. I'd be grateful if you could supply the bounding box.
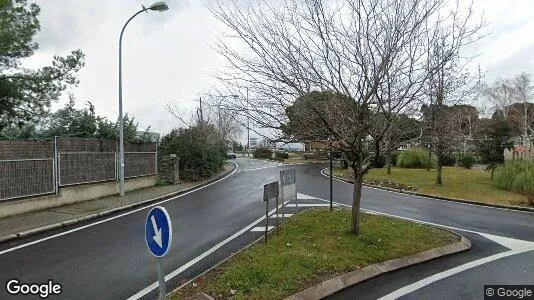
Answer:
[320,168,534,213]
[0,163,237,244]
[179,208,469,300]
[285,234,471,300]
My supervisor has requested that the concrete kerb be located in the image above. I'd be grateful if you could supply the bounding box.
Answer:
[176,205,469,300]
[285,234,471,300]
[320,168,534,213]
[0,163,237,244]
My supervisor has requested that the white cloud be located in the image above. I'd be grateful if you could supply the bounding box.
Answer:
[22,0,534,138]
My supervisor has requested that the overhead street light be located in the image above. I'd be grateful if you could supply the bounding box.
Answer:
[118,2,169,197]
[148,2,169,11]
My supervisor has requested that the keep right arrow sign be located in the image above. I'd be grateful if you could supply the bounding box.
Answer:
[145,206,172,257]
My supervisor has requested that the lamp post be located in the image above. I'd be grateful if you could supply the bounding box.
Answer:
[118,2,169,197]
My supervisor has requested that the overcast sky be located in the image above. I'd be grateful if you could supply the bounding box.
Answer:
[25,0,534,138]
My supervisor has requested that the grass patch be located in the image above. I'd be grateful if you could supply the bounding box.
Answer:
[171,209,458,300]
[332,167,528,207]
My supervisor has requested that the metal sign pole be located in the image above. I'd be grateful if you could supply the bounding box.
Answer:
[157,258,166,300]
[265,199,269,244]
[330,151,333,211]
[275,195,279,227]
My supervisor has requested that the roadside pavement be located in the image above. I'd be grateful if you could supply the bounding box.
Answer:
[0,163,235,243]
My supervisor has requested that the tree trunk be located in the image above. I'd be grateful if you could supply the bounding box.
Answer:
[351,167,364,235]
[386,155,392,175]
[427,147,432,171]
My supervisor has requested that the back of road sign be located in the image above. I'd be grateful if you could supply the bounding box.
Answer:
[145,206,172,257]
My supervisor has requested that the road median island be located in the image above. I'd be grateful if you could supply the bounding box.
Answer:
[325,167,534,212]
[171,209,467,300]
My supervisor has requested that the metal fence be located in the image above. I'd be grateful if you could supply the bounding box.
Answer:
[0,138,158,201]
[58,152,117,186]
[0,159,55,201]
[125,152,157,179]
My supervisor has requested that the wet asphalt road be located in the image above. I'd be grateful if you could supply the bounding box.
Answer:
[0,158,533,299]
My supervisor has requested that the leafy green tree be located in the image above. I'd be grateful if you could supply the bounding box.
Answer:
[42,94,96,138]
[159,124,226,181]
[476,116,514,178]
[0,122,38,139]
[0,0,85,130]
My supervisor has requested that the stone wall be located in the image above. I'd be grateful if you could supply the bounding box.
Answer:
[159,155,180,184]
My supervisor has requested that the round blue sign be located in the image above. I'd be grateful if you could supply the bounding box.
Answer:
[145,206,172,257]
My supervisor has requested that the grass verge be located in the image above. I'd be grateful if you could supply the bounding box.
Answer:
[332,167,529,207]
[170,209,459,300]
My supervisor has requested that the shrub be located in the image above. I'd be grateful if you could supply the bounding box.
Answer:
[253,148,272,159]
[458,154,476,169]
[303,152,318,160]
[390,151,400,166]
[397,148,433,169]
[154,177,169,187]
[441,153,456,167]
[158,126,226,181]
[372,155,386,168]
[493,162,534,205]
[275,151,289,161]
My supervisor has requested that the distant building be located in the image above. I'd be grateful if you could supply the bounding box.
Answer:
[258,138,276,150]
[249,137,259,149]
[276,142,305,152]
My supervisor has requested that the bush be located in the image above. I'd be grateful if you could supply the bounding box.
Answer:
[303,152,318,160]
[372,155,386,168]
[441,153,456,167]
[458,154,476,169]
[158,126,226,181]
[275,151,289,161]
[397,148,433,169]
[253,148,273,159]
[493,162,534,205]
[390,151,400,166]
[154,177,169,187]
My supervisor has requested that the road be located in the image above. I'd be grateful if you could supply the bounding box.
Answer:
[0,158,533,299]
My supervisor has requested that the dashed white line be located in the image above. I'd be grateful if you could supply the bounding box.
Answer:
[250,226,275,232]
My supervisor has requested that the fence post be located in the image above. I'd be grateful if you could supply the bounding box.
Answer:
[54,136,59,194]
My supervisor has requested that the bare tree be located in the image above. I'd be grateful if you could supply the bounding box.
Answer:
[422,0,484,184]
[209,0,479,234]
[484,73,534,155]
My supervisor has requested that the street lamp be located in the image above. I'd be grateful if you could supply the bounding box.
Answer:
[118,2,169,197]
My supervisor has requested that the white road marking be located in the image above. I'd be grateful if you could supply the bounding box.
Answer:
[319,168,534,214]
[0,161,239,256]
[250,226,275,232]
[377,249,534,300]
[241,166,278,172]
[297,193,321,200]
[126,200,290,300]
[270,214,293,218]
[304,194,534,298]
[285,203,335,207]
[478,233,534,250]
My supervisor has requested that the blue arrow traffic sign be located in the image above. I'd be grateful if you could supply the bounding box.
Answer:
[145,206,172,257]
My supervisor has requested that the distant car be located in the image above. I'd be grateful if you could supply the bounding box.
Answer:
[227,152,237,159]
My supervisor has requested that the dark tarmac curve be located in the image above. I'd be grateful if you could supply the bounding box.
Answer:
[0,158,532,299]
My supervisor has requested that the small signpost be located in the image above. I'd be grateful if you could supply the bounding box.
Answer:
[280,169,297,213]
[263,181,279,244]
[145,206,172,300]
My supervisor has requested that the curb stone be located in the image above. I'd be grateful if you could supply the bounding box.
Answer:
[0,163,237,244]
[320,168,534,213]
[285,235,471,300]
[176,208,469,300]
